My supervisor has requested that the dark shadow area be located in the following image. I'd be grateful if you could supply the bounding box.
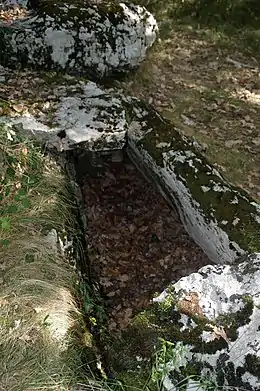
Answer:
[174,0,260,28]
[126,0,260,57]
[77,150,211,331]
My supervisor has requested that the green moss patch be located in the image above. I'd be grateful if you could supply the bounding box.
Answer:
[127,104,260,254]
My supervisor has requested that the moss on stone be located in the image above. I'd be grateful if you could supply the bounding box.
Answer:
[105,298,212,377]
[37,0,123,19]
[105,313,160,373]
[116,370,156,391]
[245,354,260,378]
[130,106,260,254]
[216,296,254,341]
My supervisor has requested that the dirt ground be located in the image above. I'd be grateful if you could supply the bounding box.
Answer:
[82,154,211,330]
[116,11,260,201]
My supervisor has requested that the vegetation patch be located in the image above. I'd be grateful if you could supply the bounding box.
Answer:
[0,123,99,390]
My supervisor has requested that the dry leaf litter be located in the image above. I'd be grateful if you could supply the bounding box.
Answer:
[82,154,211,330]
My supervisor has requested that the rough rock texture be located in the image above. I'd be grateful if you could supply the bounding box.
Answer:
[152,252,260,391]
[0,81,128,151]
[1,63,260,388]
[125,102,260,263]
[0,0,24,7]
[1,77,259,262]
[0,0,158,79]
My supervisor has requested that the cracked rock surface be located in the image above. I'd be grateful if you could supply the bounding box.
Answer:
[0,77,129,151]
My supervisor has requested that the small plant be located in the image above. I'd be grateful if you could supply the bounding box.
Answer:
[79,282,108,328]
[151,339,190,390]
[151,338,218,391]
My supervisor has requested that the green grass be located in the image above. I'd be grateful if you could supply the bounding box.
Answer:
[0,123,99,391]
[0,124,75,247]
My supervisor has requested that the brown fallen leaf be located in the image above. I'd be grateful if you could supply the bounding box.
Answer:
[252,138,260,146]
[100,278,113,288]
[224,139,243,148]
[107,291,116,297]
[12,103,24,113]
[118,274,129,282]
[128,224,136,233]
[0,298,8,306]
[207,324,230,345]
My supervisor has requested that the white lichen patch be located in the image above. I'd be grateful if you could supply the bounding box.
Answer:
[179,313,190,331]
[156,142,171,148]
[230,196,239,204]
[201,330,213,343]
[232,217,240,226]
[128,131,245,263]
[211,182,230,192]
[1,1,158,78]
[155,253,260,390]
[44,28,75,68]
[201,185,210,193]
[242,373,260,389]
[179,314,197,332]
[127,108,260,261]
[168,150,194,164]
[220,220,228,225]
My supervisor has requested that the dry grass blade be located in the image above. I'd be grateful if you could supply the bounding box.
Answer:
[0,124,86,391]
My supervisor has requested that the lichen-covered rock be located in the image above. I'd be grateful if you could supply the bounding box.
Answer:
[0,0,25,8]
[1,76,259,261]
[125,103,260,263]
[0,81,128,151]
[152,252,260,391]
[0,0,158,79]
[102,253,260,390]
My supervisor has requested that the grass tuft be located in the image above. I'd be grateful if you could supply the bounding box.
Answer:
[0,123,90,391]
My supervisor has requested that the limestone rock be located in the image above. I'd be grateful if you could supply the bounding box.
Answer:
[153,252,260,391]
[125,103,260,263]
[0,0,158,79]
[0,81,128,151]
[1,76,259,262]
